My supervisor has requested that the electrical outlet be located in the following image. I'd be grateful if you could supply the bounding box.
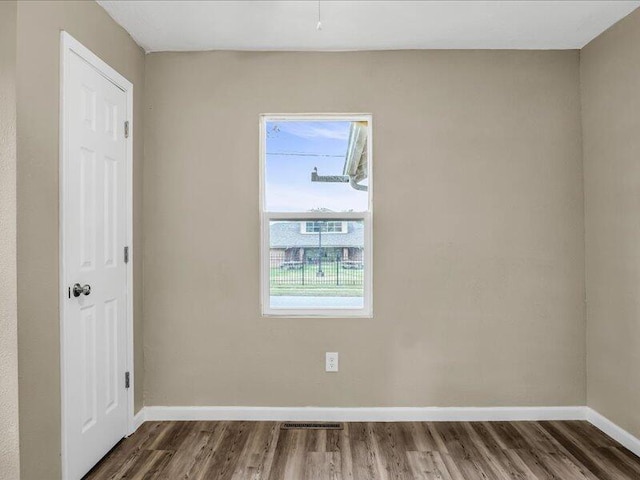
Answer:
[326,352,339,372]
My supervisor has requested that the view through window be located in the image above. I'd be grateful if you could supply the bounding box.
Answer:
[261,116,372,316]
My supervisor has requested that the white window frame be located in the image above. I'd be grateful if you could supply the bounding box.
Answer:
[260,114,373,318]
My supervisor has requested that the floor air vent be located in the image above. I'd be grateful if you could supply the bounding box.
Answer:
[281,422,343,430]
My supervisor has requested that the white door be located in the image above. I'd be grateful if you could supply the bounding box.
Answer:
[62,44,129,480]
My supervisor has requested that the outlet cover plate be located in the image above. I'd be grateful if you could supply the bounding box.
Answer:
[326,352,339,372]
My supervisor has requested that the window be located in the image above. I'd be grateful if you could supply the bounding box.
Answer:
[302,221,346,234]
[260,115,372,317]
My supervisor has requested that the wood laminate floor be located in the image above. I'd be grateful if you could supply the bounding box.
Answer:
[84,420,640,480]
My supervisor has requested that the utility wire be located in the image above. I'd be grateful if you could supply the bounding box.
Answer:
[266,152,344,157]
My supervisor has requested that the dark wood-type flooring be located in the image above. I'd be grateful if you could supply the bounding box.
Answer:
[84,420,640,479]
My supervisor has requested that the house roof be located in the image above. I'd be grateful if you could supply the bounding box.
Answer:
[270,221,364,248]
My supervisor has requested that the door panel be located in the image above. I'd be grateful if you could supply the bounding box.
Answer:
[63,49,128,480]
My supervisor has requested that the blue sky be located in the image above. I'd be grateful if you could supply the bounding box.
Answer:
[265,121,368,212]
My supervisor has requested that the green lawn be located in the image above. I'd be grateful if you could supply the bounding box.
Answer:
[270,286,363,297]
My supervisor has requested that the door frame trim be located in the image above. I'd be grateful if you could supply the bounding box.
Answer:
[59,31,134,480]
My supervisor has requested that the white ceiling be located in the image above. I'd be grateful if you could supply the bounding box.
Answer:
[97,1,640,53]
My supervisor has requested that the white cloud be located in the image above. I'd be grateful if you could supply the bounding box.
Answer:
[276,122,350,141]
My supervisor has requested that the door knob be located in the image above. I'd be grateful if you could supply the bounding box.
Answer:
[72,283,91,297]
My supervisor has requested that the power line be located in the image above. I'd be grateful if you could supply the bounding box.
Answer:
[266,152,344,158]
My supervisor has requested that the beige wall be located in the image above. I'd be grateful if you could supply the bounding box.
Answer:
[144,50,586,408]
[0,2,21,479]
[581,8,640,439]
[16,1,145,478]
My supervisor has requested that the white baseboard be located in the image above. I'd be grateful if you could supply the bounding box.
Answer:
[128,408,147,436]
[586,408,640,457]
[142,405,586,423]
[128,405,640,457]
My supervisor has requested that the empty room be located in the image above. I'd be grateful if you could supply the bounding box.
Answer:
[2,1,640,479]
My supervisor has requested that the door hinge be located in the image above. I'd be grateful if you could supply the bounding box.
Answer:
[125,371,130,389]
[124,120,130,139]
[124,246,129,264]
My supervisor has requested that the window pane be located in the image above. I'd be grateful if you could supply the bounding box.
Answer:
[265,120,369,212]
[269,220,365,309]
[303,221,345,233]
